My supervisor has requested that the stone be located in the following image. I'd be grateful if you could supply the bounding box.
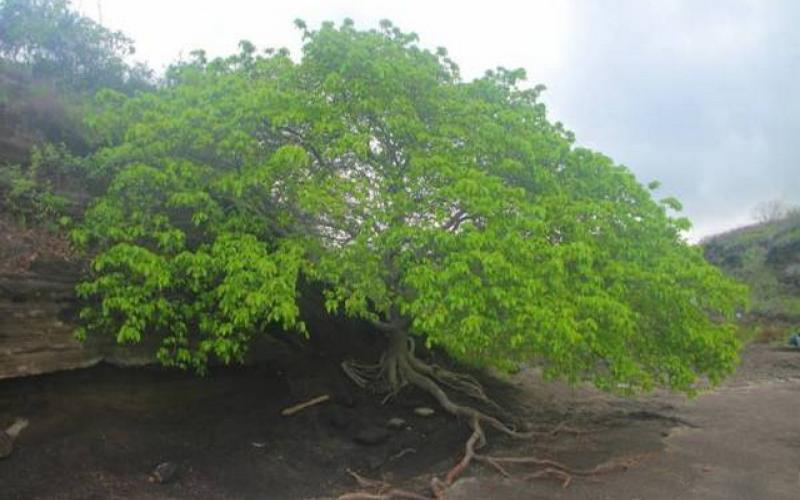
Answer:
[413,407,435,417]
[150,462,178,484]
[386,417,406,429]
[0,417,29,458]
[0,261,160,380]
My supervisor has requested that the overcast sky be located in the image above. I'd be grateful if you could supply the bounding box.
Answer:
[76,0,800,240]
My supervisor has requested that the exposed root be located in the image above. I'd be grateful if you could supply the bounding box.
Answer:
[337,490,431,500]
[338,469,431,500]
[389,448,417,461]
[346,468,389,490]
[342,331,536,437]
[342,359,385,392]
[398,351,537,440]
[339,328,630,499]
[431,417,636,492]
[525,467,574,488]
[444,417,485,485]
[474,453,639,487]
[341,337,506,416]
[406,353,509,418]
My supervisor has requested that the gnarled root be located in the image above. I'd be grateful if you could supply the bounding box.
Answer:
[431,417,636,497]
[342,332,521,436]
[337,469,431,500]
[338,328,627,499]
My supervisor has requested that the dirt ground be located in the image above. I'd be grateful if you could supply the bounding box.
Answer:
[0,342,798,499]
[446,343,800,500]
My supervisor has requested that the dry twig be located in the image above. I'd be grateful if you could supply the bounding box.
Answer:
[280,394,330,416]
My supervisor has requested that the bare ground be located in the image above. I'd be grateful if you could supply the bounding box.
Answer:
[446,343,800,500]
[0,343,798,499]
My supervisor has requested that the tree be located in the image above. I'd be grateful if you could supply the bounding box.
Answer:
[0,0,153,227]
[0,0,151,93]
[74,20,746,450]
[752,198,792,223]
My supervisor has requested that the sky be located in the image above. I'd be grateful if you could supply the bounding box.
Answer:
[75,0,800,241]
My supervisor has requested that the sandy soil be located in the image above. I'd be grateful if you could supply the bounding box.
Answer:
[447,343,800,500]
[0,343,797,499]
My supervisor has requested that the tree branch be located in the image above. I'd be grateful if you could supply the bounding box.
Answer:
[278,126,327,169]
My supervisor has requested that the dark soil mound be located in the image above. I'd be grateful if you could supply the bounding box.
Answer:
[0,353,472,499]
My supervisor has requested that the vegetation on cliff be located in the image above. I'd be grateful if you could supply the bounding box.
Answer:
[704,210,800,329]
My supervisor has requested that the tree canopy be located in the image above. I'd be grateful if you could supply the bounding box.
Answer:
[0,0,151,93]
[74,20,746,394]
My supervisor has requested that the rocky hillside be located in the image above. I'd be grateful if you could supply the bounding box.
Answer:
[0,65,88,166]
[704,212,800,330]
[0,215,164,379]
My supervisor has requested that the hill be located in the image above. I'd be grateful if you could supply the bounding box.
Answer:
[703,211,800,339]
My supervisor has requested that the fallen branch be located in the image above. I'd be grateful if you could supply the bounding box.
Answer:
[280,394,330,416]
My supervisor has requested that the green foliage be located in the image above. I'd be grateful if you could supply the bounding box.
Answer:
[76,21,746,391]
[0,0,151,93]
[0,1,153,230]
[0,143,79,227]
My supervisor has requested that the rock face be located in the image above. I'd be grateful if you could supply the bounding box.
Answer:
[0,259,157,380]
[0,219,378,380]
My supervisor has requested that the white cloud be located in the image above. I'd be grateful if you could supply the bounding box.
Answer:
[77,0,574,81]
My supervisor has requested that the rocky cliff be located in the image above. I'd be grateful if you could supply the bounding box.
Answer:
[0,263,160,380]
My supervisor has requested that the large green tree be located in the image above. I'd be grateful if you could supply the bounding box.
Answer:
[74,21,746,437]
